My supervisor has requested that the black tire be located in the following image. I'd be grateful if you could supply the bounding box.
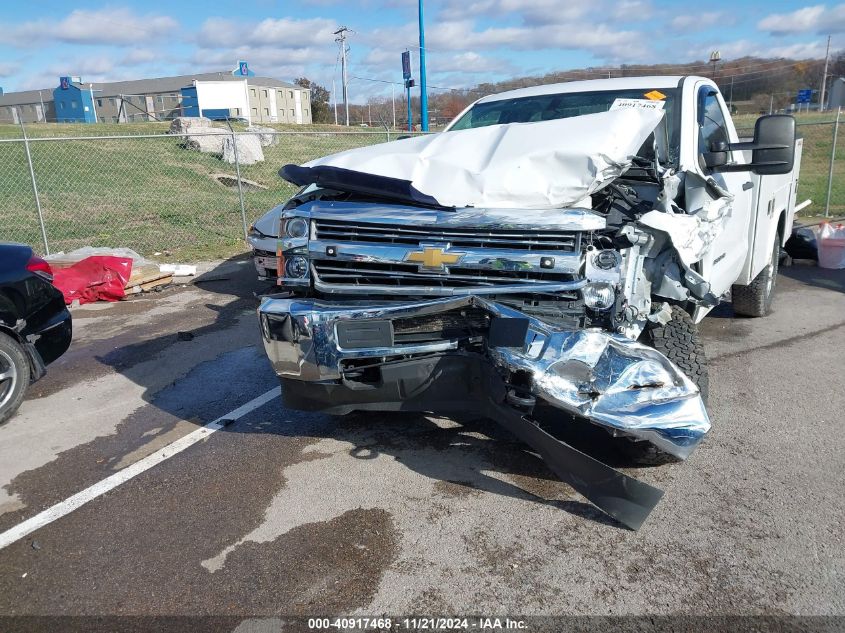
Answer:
[732,233,780,317]
[0,332,30,426]
[620,305,709,466]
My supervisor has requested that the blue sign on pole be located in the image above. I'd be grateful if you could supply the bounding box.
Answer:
[797,89,812,104]
[401,51,411,80]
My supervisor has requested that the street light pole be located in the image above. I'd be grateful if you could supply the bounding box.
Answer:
[418,0,429,132]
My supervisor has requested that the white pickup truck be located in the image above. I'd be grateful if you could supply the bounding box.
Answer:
[257,76,802,528]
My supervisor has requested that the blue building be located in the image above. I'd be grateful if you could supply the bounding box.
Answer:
[53,77,96,123]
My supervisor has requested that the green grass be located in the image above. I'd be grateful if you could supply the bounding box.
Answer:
[1,118,842,260]
[0,123,392,259]
[734,117,845,219]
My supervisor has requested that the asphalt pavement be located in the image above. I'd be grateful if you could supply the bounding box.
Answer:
[0,255,842,630]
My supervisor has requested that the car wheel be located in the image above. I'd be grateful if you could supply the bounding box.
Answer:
[620,305,709,466]
[0,332,30,425]
[732,233,780,317]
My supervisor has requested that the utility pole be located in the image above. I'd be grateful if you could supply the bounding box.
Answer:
[769,94,774,115]
[418,0,429,132]
[334,26,351,126]
[729,75,734,111]
[332,78,338,125]
[820,34,832,113]
[825,107,841,216]
[391,82,396,129]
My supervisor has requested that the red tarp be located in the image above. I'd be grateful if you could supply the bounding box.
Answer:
[52,256,133,305]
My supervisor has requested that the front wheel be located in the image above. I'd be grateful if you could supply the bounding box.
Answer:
[0,333,31,426]
[619,305,709,466]
[732,233,780,317]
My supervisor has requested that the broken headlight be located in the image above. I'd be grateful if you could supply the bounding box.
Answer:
[583,282,616,310]
[285,217,309,238]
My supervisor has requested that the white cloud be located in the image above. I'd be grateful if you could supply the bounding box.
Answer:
[47,55,115,83]
[613,0,654,21]
[438,0,590,24]
[758,4,845,35]
[0,8,178,48]
[672,12,732,30]
[11,56,117,90]
[121,49,158,66]
[429,52,517,74]
[762,40,831,59]
[362,18,640,58]
[197,17,337,49]
[437,22,641,58]
[0,62,16,78]
[695,37,835,63]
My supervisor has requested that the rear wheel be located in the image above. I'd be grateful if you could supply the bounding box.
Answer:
[620,305,709,466]
[0,333,30,426]
[732,233,780,317]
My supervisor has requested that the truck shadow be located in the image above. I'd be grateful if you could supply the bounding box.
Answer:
[778,261,845,294]
[6,254,650,529]
[238,407,626,528]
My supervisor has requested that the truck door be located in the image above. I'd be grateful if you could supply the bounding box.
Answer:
[686,83,753,298]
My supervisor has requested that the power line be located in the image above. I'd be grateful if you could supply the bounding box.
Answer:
[349,75,484,94]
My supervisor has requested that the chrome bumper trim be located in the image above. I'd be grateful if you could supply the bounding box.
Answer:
[312,279,587,296]
[258,295,710,459]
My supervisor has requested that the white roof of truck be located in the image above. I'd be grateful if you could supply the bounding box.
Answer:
[475,75,698,104]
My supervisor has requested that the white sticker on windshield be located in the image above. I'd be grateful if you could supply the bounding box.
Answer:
[610,98,665,111]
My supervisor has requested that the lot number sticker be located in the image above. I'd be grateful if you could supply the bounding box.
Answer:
[610,98,666,111]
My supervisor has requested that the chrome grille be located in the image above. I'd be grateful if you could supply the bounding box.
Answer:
[314,218,580,252]
[313,260,574,288]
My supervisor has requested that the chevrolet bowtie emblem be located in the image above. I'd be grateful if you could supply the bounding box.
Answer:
[406,246,465,270]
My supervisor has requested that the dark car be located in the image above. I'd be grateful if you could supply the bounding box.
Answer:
[0,243,72,424]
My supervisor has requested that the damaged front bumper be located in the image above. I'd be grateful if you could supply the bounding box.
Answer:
[258,295,709,460]
[259,294,710,529]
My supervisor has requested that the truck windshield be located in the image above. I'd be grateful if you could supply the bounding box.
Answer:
[449,88,679,163]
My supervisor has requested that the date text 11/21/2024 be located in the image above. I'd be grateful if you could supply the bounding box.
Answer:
[307,617,528,630]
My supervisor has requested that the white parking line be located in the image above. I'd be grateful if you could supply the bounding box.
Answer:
[0,386,281,551]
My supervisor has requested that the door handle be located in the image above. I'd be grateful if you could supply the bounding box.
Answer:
[742,181,754,191]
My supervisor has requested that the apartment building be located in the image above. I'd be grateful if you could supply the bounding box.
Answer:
[0,63,312,125]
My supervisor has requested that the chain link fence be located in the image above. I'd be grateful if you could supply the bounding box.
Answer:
[737,112,843,218]
[1,115,843,260]
[0,126,400,258]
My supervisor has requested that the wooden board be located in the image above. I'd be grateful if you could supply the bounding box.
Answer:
[126,265,170,288]
[127,275,172,294]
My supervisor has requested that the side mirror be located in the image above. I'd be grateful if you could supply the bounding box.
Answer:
[703,140,729,169]
[710,115,797,175]
[749,115,796,175]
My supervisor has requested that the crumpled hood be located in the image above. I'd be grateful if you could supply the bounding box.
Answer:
[290,108,664,209]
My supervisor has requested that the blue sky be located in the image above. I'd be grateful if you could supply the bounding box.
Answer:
[0,1,842,101]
